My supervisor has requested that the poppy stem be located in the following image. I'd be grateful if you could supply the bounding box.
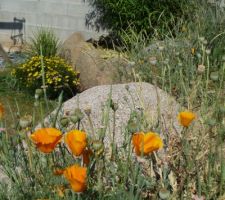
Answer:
[111,109,117,159]
[52,91,64,128]
[87,114,95,139]
[25,130,33,172]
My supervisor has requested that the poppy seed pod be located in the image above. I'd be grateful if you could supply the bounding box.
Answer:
[91,140,104,157]
[205,49,211,55]
[19,115,33,128]
[70,115,80,124]
[74,108,84,120]
[197,64,205,74]
[60,117,69,127]
[84,107,91,116]
[35,88,43,99]
[149,56,157,65]
[110,100,118,111]
[210,71,219,81]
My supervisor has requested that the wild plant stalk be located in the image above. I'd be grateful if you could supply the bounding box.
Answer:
[52,91,63,128]
[86,111,96,139]
[99,86,112,141]
[40,46,49,111]
[206,54,210,96]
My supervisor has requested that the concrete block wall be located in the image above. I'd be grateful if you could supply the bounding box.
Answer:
[0,0,105,46]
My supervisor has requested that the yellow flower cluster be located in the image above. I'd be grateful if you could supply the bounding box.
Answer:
[12,56,79,96]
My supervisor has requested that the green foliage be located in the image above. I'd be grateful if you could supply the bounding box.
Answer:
[86,0,196,42]
[187,1,225,64]
[28,28,60,57]
[119,2,225,102]
[12,56,79,99]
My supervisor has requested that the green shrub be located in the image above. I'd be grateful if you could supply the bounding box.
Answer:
[12,56,79,98]
[28,28,60,57]
[86,0,197,43]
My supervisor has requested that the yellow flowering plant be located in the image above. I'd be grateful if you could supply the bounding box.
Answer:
[12,56,79,98]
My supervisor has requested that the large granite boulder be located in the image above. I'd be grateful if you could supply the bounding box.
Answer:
[60,32,130,91]
[43,82,181,147]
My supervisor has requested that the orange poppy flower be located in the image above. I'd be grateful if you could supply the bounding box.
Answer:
[178,111,196,127]
[30,128,62,153]
[0,103,4,120]
[132,132,163,156]
[64,130,87,156]
[63,165,87,193]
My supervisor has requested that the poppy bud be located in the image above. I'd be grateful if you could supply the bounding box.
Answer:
[60,117,69,127]
[75,108,84,119]
[210,71,219,81]
[19,115,33,128]
[197,64,205,74]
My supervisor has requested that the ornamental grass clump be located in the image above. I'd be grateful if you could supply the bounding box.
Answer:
[12,56,79,99]
[28,28,60,57]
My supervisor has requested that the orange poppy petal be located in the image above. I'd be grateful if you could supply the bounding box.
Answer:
[132,132,163,156]
[132,132,144,156]
[65,130,87,156]
[63,165,87,193]
[178,111,196,127]
[36,141,59,153]
[143,132,163,154]
[31,128,62,153]
[70,180,86,193]
[31,128,62,144]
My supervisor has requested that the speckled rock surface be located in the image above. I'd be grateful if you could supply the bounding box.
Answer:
[43,82,181,147]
